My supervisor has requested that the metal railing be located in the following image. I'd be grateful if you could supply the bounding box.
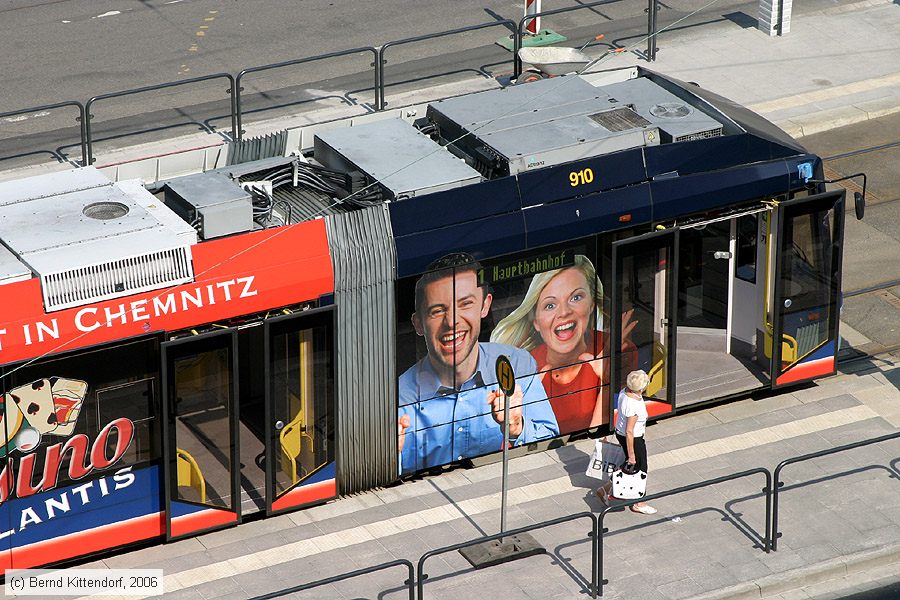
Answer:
[417,511,599,599]
[248,557,415,600]
[5,7,665,168]
[378,20,516,109]
[772,430,900,551]
[0,101,87,166]
[235,47,378,139]
[513,0,623,77]
[596,467,772,597]
[84,73,237,165]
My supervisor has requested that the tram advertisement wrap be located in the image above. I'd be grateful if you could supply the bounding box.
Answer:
[0,378,163,570]
[0,221,334,365]
[396,240,644,475]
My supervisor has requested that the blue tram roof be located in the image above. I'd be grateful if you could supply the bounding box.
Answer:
[370,67,818,276]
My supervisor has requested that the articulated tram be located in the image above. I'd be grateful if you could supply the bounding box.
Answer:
[0,66,848,572]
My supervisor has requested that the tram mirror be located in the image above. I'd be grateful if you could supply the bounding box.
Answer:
[854,191,865,220]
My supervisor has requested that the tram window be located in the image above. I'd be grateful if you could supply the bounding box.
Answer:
[270,320,335,497]
[783,208,834,311]
[98,378,156,465]
[735,214,757,283]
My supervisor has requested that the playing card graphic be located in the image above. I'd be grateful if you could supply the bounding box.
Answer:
[8,379,58,435]
[0,393,25,458]
[49,377,88,436]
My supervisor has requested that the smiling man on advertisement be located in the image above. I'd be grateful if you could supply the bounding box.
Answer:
[397,253,559,474]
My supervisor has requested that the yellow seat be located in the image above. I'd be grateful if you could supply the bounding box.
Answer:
[645,341,666,397]
[176,448,206,503]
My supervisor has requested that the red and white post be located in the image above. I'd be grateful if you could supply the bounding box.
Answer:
[524,0,541,35]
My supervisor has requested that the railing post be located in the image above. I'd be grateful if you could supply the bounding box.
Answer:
[405,560,415,600]
[226,74,238,142]
[764,470,772,553]
[416,553,426,599]
[772,462,786,551]
[513,21,523,78]
[647,0,658,61]
[375,46,385,111]
[597,509,607,597]
[235,71,245,142]
[591,517,599,598]
[75,103,88,167]
[85,97,96,165]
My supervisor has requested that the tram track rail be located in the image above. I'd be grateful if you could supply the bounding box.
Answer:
[837,340,900,365]
[843,278,900,298]
[823,140,900,162]
[838,276,900,365]
[821,138,899,207]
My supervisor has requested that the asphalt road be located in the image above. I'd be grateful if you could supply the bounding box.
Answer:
[0,0,863,167]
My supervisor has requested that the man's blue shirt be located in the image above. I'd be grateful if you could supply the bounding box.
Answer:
[398,342,559,474]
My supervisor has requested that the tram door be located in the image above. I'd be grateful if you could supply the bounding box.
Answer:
[611,229,679,417]
[772,190,845,387]
[162,330,241,540]
[264,308,336,515]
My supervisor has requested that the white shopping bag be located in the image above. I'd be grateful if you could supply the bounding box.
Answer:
[612,469,647,499]
[585,439,626,482]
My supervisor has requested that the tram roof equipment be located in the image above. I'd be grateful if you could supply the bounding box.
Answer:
[426,74,729,176]
[0,167,197,311]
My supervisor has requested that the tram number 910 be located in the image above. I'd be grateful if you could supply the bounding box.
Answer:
[569,167,595,187]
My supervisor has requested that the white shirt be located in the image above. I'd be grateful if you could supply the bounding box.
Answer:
[615,389,648,438]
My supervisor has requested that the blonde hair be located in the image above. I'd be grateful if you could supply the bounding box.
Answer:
[490,255,603,351]
[626,370,650,393]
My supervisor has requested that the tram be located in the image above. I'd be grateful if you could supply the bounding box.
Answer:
[0,66,850,572]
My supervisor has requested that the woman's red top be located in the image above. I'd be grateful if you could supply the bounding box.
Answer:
[531,331,637,434]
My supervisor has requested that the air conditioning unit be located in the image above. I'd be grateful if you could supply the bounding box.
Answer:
[0,167,197,312]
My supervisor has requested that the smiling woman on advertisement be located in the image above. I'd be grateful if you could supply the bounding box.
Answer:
[491,255,637,434]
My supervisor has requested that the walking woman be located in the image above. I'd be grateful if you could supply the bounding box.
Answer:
[597,369,657,515]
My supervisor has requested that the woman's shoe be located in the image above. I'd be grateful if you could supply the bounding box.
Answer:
[630,504,657,515]
[594,488,609,506]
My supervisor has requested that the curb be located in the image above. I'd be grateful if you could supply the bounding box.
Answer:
[775,98,900,139]
[692,541,900,600]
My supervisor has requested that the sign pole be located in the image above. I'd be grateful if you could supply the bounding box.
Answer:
[458,354,544,569]
[500,389,510,535]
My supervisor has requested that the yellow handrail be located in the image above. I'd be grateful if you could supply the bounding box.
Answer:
[279,410,315,485]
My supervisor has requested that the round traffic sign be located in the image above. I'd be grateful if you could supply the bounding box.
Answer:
[495,355,515,396]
